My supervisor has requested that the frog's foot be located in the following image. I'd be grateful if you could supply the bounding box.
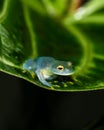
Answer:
[22,70,27,73]
[22,69,35,79]
[31,72,35,79]
[43,81,51,87]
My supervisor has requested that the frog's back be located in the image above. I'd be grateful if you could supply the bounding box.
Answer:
[35,57,55,69]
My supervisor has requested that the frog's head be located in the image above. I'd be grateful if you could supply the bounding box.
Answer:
[23,59,35,71]
[51,60,74,75]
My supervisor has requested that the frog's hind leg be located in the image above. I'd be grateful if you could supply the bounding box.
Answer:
[35,70,51,87]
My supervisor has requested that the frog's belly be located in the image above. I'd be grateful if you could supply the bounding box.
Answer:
[42,70,56,80]
[43,74,52,79]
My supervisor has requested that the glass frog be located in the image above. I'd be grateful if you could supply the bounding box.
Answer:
[23,57,74,87]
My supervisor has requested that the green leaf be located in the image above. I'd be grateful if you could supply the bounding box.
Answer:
[0,0,104,91]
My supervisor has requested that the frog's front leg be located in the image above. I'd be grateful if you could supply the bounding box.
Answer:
[35,70,51,87]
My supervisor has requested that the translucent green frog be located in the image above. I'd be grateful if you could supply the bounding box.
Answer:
[23,57,74,87]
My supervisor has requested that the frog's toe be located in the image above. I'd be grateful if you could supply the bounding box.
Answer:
[40,80,51,87]
[44,82,51,87]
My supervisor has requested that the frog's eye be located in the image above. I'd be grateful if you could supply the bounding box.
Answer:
[57,65,64,71]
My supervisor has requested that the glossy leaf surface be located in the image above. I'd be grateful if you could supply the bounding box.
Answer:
[0,0,104,91]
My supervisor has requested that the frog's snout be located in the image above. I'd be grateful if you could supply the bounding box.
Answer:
[60,68,74,75]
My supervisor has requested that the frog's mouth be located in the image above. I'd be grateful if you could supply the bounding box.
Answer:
[56,72,74,76]
[53,69,74,76]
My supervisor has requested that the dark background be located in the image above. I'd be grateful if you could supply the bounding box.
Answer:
[0,72,104,130]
